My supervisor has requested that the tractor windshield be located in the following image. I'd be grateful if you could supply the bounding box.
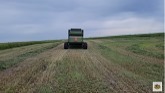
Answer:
[69,34,82,36]
[69,30,83,36]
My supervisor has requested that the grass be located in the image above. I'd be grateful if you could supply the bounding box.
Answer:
[53,58,109,93]
[0,40,60,50]
[87,32,164,39]
[127,43,164,59]
[0,42,61,70]
[91,33,164,82]
[155,43,164,50]
[37,85,54,93]
[0,33,164,93]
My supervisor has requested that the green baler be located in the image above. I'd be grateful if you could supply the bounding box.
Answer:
[64,28,87,49]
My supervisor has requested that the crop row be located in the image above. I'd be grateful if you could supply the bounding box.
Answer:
[0,40,60,50]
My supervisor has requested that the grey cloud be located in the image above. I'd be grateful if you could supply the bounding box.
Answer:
[0,0,164,42]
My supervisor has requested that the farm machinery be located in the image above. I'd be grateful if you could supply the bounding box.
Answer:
[64,28,87,49]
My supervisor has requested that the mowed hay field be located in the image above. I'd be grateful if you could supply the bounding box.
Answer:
[0,33,164,93]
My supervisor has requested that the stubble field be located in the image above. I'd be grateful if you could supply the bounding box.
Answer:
[0,33,164,93]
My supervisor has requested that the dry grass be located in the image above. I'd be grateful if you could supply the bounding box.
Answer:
[0,33,164,93]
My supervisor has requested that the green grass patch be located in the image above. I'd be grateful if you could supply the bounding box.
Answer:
[155,43,164,50]
[94,42,164,81]
[36,85,54,93]
[0,40,60,50]
[54,58,110,93]
[127,44,164,59]
[0,42,60,70]
[87,33,164,39]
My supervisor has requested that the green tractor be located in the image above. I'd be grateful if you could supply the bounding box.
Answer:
[64,28,87,49]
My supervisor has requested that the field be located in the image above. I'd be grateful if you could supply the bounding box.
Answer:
[0,33,164,93]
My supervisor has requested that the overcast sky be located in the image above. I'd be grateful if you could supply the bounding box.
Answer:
[0,0,164,42]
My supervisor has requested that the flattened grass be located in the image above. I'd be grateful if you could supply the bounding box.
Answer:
[91,33,164,82]
[0,40,60,50]
[0,42,61,70]
[127,43,164,59]
[54,58,110,93]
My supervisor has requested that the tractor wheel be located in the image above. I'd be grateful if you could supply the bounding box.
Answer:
[83,42,87,49]
[64,42,68,49]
